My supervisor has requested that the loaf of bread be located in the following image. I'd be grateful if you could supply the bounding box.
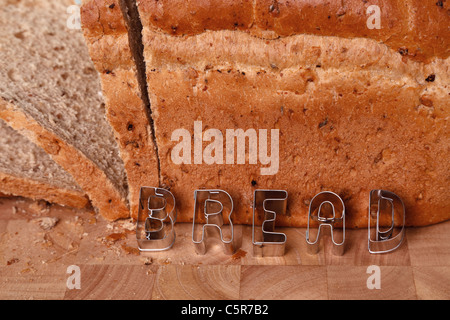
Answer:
[0,119,89,208]
[0,0,129,220]
[83,0,449,227]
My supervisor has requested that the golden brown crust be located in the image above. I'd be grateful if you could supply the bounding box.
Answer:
[0,99,129,221]
[0,172,89,209]
[81,0,160,220]
[81,0,135,71]
[137,0,449,62]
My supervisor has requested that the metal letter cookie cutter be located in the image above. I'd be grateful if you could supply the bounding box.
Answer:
[368,189,406,254]
[136,187,177,252]
[306,191,346,256]
[252,190,288,257]
[192,189,235,255]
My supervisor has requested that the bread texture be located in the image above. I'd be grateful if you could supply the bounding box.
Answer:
[80,0,160,220]
[137,0,449,63]
[134,0,449,227]
[0,120,89,209]
[0,0,129,220]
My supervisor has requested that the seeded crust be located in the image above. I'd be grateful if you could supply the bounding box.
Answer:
[81,0,160,220]
[136,1,449,227]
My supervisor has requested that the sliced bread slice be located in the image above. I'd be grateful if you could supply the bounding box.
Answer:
[0,119,89,208]
[0,0,129,220]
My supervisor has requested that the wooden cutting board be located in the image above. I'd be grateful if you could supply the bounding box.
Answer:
[0,197,449,300]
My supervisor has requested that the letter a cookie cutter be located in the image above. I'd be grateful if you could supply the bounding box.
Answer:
[136,187,177,252]
[252,190,288,257]
[368,189,406,254]
[192,189,235,255]
[306,191,346,256]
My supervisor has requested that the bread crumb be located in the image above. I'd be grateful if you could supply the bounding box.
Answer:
[29,200,51,215]
[120,244,140,256]
[140,257,153,265]
[34,217,59,231]
[119,219,136,232]
[231,249,247,260]
[105,232,127,243]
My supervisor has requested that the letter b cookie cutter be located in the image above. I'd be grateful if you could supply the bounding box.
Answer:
[136,187,177,252]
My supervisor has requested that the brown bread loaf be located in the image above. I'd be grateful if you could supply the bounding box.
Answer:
[82,0,449,227]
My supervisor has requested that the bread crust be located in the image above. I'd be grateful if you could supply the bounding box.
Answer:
[0,99,129,221]
[0,172,89,209]
[81,0,160,220]
[137,0,449,62]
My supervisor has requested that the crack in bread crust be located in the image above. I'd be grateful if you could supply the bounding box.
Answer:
[81,0,160,219]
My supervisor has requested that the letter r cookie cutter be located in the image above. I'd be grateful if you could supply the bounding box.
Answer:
[136,187,177,252]
[192,189,235,255]
[306,191,346,256]
[252,190,288,257]
[368,189,406,254]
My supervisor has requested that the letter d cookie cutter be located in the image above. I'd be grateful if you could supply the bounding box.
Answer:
[136,187,177,252]
[306,191,346,256]
[368,189,406,254]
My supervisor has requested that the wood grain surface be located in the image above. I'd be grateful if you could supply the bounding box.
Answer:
[0,197,449,300]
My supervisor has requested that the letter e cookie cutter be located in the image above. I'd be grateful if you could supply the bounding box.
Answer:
[252,190,288,257]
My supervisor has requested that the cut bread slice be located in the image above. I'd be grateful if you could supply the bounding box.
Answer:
[0,119,89,208]
[0,0,129,220]
[80,0,160,220]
